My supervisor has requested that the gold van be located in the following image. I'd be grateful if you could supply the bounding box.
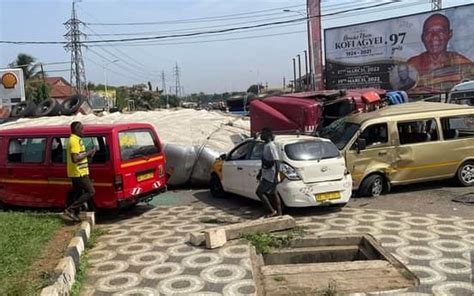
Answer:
[320,102,474,197]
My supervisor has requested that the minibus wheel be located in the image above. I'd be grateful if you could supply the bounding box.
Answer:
[210,174,225,198]
[457,161,474,187]
[359,174,385,197]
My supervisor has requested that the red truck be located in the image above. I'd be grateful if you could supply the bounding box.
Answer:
[250,88,405,135]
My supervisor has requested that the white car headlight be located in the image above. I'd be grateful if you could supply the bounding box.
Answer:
[280,163,301,181]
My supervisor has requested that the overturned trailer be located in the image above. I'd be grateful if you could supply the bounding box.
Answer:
[250,89,407,135]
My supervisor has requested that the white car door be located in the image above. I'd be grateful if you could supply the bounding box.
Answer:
[221,141,254,195]
[240,141,265,200]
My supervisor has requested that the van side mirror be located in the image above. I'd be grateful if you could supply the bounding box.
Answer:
[219,153,227,161]
[356,138,367,153]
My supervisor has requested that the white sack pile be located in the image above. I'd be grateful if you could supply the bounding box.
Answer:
[0,109,250,186]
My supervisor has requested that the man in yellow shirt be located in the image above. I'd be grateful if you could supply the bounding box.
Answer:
[61,121,96,222]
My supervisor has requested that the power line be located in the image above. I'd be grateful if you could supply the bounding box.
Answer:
[84,4,306,26]
[90,30,306,47]
[82,2,378,37]
[83,56,145,83]
[90,22,304,47]
[0,1,401,45]
[86,47,151,80]
[84,14,301,37]
[77,5,160,75]
[44,69,71,73]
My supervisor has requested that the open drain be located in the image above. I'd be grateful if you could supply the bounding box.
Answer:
[250,234,419,295]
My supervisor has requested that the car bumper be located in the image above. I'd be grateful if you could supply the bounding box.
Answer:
[277,175,352,207]
[117,186,167,208]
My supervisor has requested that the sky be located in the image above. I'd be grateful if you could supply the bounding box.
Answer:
[0,0,472,94]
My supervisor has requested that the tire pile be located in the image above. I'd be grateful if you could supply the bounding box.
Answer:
[10,95,86,118]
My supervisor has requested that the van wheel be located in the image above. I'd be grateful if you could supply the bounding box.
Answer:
[359,174,385,197]
[210,174,225,198]
[457,161,474,186]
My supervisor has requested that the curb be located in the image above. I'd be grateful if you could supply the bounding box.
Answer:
[40,212,95,296]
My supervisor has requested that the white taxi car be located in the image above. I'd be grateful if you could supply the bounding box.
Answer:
[210,135,352,207]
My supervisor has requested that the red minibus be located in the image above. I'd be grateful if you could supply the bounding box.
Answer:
[0,123,168,209]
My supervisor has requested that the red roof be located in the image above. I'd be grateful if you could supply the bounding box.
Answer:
[45,77,73,99]
[0,123,155,136]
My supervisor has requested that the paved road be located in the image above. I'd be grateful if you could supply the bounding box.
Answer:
[81,185,474,295]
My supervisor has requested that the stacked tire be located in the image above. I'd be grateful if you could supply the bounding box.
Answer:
[34,99,62,116]
[10,101,37,118]
[61,95,85,115]
[9,95,87,119]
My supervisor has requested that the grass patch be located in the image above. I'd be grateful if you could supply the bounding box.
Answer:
[199,218,228,224]
[70,227,107,296]
[244,227,306,254]
[317,280,338,296]
[0,212,63,295]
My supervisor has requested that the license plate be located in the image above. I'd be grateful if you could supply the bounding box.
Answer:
[316,191,341,202]
[137,172,154,182]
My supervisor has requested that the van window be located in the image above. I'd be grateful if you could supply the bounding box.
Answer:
[119,130,160,161]
[320,118,360,150]
[440,115,474,140]
[8,137,46,163]
[397,119,439,145]
[52,136,109,164]
[285,140,340,161]
[360,123,388,147]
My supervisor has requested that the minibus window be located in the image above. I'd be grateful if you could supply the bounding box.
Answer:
[441,115,474,140]
[8,137,46,163]
[119,130,160,161]
[397,119,439,145]
[52,136,109,164]
[320,118,360,150]
[360,123,388,147]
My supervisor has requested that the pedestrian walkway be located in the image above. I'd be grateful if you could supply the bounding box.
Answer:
[81,205,474,296]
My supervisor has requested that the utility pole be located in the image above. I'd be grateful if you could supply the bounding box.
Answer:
[292,58,297,93]
[161,70,169,108]
[304,50,309,91]
[283,77,286,89]
[297,54,302,92]
[431,0,442,10]
[173,62,181,97]
[307,0,323,90]
[64,0,88,98]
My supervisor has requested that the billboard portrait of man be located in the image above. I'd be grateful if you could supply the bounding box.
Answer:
[407,13,472,76]
[390,64,417,90]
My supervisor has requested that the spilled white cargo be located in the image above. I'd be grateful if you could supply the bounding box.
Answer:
[0,109,250,185]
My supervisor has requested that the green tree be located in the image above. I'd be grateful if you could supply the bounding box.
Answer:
[8,53,40,80]
[8,53,49,102]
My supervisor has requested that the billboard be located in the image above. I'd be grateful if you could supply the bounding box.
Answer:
[324,4,474,93]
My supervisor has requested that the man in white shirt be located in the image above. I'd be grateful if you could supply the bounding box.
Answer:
[256,128,282,217]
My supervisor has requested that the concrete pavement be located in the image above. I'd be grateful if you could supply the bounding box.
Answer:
[80,190,474,295]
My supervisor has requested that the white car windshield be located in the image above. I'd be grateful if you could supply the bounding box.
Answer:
[284,140,340,161]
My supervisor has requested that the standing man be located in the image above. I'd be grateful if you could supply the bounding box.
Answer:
[61,121,96,222]
[256,127,282,217]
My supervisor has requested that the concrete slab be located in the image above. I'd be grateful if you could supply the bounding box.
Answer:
[190,215,296,246]
[205,228,227,249]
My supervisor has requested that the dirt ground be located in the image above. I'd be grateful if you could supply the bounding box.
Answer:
[349,180,473,218]
[28,223,78,290]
